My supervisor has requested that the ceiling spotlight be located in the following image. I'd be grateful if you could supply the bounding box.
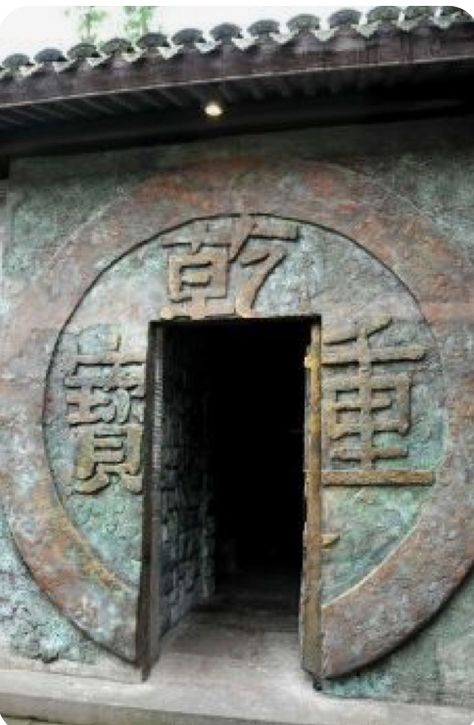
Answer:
[204,100,223,118]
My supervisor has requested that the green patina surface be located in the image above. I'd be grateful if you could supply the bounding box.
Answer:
[5,152,154,284]
[45,325,144,587]
[1,114,474,702]
[324,566,474,705]
[0,502,98,665]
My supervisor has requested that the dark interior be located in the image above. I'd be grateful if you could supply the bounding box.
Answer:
[184,318,310,611]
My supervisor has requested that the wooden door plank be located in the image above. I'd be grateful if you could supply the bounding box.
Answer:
[301,323,322,681]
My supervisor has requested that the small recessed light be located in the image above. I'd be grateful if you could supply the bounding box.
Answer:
[204,100,223,118]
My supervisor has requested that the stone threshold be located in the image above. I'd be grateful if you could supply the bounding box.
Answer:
[0,668,472,725]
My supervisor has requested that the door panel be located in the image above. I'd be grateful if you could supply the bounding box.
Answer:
[138,324,164,675]
[140,324,212,675]
[301,322,322,679]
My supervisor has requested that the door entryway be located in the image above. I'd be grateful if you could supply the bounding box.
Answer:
[140,317,320,679]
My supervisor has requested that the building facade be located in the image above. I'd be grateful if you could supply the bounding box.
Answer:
[0,6,473,723]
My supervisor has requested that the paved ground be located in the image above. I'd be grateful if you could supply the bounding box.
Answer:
[6,720,62,724]
[1,572,473,724]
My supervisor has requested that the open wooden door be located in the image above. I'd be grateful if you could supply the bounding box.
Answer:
[301,322,322,681]
[138,323,164,676]
[139,322,211,677]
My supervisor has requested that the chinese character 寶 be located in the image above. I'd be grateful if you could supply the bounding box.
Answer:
[65,332,145,494]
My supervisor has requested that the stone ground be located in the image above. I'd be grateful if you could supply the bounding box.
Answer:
[6,721,62,724]
[1,572,474,724]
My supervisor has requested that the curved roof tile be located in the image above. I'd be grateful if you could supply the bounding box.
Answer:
[0,5,472,149]
[0,6,471,72]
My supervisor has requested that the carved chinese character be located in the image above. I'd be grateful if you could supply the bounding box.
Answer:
[321,315,434,486]
[160,216,299,319]
[65,332,145,494]
[74,424,143,494]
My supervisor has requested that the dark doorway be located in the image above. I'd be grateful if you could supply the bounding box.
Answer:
[206,320,308,607]
[141,316,316,675]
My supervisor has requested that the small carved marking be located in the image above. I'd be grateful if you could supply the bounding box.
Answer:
[322,533,340,548]
[71,594,99,629]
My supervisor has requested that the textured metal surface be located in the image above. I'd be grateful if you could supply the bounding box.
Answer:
[0,152,472,678]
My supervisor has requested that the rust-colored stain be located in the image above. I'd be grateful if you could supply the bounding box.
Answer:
[301,326,322,679]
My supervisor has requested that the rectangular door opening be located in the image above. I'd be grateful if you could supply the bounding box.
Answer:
[140,316,320,678]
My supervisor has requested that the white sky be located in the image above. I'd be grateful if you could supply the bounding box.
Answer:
[0,3,472,58]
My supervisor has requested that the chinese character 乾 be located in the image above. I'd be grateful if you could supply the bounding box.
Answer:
[161,215,299,319]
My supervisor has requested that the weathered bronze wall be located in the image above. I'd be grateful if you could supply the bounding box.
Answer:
[0,113,473,702]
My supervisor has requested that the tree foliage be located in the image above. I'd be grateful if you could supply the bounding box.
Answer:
[66,6,108,44]
[123,7,156,42]
[67,7,158,45]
